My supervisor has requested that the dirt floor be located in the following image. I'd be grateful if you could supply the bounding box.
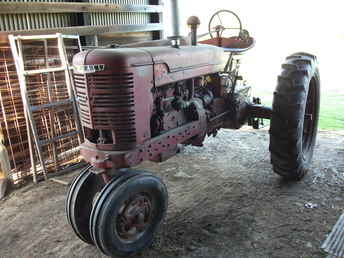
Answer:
[0,129,343,258]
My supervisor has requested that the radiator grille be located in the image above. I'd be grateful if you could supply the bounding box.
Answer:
[73,73,92,127]
[73,72,137,144]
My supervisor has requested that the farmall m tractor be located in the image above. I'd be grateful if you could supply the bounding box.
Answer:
[66,9,320,257]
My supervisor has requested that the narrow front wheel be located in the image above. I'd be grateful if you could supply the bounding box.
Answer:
[65,165,105,244]
[90,171,168,256]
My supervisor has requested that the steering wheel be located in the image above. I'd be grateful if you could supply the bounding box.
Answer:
[208,10,242,39]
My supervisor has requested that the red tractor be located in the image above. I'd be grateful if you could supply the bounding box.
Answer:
[66,10,320,257]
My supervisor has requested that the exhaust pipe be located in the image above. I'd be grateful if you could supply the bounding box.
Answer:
[169,0,181,48]
[170,0,181,38]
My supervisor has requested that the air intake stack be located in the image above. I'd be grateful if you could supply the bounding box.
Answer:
[187,16,201,46]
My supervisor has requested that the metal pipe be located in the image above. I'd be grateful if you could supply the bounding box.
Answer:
[170,0,180,38]
[248,104,272,120]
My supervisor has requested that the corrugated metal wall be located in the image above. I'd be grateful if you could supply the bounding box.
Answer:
[0,0,76,31]
[0,0,163,45]
[0,14,74,31]
[87,0,150,26]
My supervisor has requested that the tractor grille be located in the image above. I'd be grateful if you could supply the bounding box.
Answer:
[74,73,92,127]
[73,72,137,144]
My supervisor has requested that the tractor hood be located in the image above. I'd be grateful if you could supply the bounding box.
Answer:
[139,44,225,73]
[73,48,153,70]
[73,44,225,73]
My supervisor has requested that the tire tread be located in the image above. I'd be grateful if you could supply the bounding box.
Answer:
[269,53,320,180]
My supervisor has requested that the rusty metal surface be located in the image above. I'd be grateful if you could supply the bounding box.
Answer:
[80,120,202,169]
[0,42,27,174]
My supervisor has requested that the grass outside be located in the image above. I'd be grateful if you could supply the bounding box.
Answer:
[318,92,344,130]
[256,90,344,131]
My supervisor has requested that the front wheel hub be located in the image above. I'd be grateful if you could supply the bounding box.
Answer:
[117,193,153,242]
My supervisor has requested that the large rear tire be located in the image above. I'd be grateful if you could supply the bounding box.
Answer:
[269,52,320,180]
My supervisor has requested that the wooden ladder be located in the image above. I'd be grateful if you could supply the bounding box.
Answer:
[8,33,83,183]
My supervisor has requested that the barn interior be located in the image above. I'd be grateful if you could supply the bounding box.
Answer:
[0,1,343,258]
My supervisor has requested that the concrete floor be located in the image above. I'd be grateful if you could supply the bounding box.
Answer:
[0,129,343,258]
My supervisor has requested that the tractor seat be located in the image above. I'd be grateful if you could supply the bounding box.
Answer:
[199,36,255,53]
